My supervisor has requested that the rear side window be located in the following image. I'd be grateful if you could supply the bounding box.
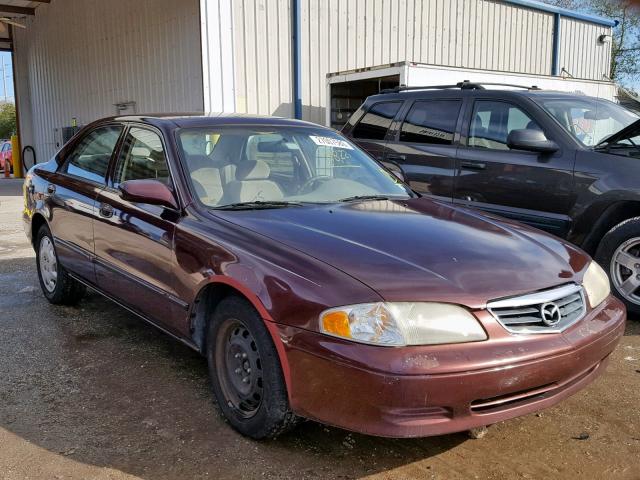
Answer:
[352,101,402,140]
[469,100,541,150]
[61,126,123,183]
[400,100,461,145]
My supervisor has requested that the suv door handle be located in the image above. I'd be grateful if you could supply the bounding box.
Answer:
[386,154,406,162]
[99,202,114,218]
[460,161,486,170]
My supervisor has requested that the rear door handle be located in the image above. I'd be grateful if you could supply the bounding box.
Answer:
[99,203,114,218]
[460,161,486,170]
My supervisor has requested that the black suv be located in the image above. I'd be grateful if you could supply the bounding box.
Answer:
[342,81,640,314]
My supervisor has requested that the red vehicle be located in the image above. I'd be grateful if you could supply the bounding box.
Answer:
[0,140,12,173]
[23,114,625,439]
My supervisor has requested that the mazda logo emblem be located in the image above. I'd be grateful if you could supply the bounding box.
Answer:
[540,302,562,326]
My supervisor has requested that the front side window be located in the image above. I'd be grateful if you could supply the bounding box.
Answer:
[469,101,542,150]
[352,101,402,140]
[400,100,461,145]
[61,126,123,183]
[176,126,413,208]
[535,97,639,147]
[113,127,170,187]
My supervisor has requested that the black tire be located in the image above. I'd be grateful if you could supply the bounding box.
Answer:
[35,224,86,305]
[595,216,640,316]
[206,296,299,439]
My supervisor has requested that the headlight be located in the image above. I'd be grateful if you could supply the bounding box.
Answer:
[583,261,611,308]
[320,302,487,346]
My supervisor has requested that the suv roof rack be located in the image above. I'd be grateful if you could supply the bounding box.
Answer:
[380,80,542,93]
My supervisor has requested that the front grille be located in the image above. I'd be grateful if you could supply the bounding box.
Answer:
[487,284,586,334]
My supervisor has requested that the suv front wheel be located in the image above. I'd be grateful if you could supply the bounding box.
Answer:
[595,217,640,316]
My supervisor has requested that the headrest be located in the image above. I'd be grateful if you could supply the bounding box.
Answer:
[236,160,270,181]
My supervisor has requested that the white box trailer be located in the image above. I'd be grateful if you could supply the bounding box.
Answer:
[326,61,618,129]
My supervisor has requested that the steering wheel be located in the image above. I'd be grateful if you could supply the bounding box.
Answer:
[297,175,331,194]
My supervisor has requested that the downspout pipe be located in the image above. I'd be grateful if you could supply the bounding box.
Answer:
[292,0,302,119]
[552,12,561,76]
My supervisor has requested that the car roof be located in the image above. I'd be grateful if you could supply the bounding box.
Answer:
[365,88,603,103]
[96,113,323,129]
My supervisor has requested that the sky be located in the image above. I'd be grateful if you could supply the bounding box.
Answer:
[0,51,13,103]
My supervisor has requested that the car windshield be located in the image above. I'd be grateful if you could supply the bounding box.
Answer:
[535,97,639,147]
[176,126,413,208]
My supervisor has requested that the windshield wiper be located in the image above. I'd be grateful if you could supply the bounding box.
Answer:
[211,200,304,211]
[339,194,392,202]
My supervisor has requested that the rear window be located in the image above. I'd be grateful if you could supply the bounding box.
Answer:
[400,100,461,145]
[351,101,402,140]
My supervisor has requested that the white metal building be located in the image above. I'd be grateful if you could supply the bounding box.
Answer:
[4,0,618,164]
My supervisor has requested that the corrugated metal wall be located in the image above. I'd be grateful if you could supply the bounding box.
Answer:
[298,0,558,124]
[559,16,611,81]
[14,0,203,161]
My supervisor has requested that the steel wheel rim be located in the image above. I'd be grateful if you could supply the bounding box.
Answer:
[215,318,264,418]
[610,237,640,305]
[39,236,58,293]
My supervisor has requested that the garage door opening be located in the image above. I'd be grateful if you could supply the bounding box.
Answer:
[329,75,399,130]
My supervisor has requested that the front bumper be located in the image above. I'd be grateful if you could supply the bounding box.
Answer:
[276,295,625,438]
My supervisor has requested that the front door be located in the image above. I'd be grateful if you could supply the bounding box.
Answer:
[383,99,462,202]
[93,126,184,333]
[454,99,574,237]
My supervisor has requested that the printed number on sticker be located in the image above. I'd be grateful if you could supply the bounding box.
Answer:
[309,135,354,150]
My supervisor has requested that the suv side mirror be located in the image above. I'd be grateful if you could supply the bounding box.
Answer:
[119,179,178,210]
[507,129,559,154]
[381,160,406,182]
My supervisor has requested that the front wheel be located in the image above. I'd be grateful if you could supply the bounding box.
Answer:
[206,296,299,439]
[35,225,86,305]
[595,217,640,316]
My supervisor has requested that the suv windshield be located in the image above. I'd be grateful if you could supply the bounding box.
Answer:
[535,97,639,147]
[177,126,412,208]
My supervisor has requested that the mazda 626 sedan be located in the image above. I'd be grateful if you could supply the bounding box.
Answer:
[24,114,625,439]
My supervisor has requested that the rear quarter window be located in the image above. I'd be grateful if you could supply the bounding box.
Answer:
[351,101,403,140]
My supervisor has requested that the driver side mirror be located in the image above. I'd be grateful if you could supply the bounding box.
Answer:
[507,129,559,154]
[119,179,178,210]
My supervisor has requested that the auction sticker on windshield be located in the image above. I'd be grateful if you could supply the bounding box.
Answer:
[310,135,354,150]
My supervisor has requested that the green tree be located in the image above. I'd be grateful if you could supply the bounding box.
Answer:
[544,0,640,88]
[0,102,16,139]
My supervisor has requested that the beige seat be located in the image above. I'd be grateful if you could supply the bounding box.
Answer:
[191,167,225,206]
[224,160,283,203]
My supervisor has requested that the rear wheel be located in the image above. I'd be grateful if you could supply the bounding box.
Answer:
[35,225,86,305]
[595,217,640,316]
[206,296,298,439]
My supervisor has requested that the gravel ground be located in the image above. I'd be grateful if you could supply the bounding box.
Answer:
[1,178,639,480]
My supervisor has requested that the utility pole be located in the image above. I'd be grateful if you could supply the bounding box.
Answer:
[1,61,6,103]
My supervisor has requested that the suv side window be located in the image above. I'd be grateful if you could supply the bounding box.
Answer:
[61,125,123,183]
[469,100,542,150]
[113,127,170,188]
[352,101,402,140]
[400,100,461,145]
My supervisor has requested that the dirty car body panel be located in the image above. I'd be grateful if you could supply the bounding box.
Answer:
[23,114,625,438]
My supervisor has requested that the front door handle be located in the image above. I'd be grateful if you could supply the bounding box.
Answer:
[99,203,114,218]
[386,154,407,162]
[460,161,486,170]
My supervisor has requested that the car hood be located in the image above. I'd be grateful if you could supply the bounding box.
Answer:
[212,198,589,308]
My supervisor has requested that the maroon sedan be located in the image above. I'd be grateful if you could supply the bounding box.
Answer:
[23,114,625,439]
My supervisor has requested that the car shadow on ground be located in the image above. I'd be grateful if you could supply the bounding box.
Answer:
[1,256,471,480]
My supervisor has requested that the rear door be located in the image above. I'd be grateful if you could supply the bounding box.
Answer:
[47,125,124,283]
[347,100,404,163]
[93,125,184,334]
[383,98,463,202]
[454,98,574,236]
